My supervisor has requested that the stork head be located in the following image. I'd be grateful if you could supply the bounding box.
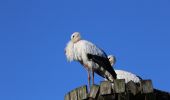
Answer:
[71,32,81,43]
[108,55,116,66]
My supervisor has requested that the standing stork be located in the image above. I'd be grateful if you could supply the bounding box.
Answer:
[65,32,117,89]
[108,55,142,83]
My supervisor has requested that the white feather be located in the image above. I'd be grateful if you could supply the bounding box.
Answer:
[74,40,106,59]
[65,41,74,62]
[65,39,107,70]
[115,70,141,83]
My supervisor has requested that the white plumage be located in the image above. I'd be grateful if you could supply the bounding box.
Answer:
[65,35,107,70]
[115,70,141,83]
[108,55,141,83]
[65,32,116,89]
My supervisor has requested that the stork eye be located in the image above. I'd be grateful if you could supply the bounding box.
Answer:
[72,35,75,38]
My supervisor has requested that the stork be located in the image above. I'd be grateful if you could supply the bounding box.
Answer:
[108,55,142,83]
[65,32,117,89]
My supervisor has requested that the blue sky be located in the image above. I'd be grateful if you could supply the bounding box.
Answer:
[0,0,170,100]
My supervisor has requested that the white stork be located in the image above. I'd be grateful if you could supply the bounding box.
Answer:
[108,55,142,83]
[65,32,117,89]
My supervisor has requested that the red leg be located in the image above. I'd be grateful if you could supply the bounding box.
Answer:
[92,69,94,85]
[87,70,91,91]
[84,64,91,91]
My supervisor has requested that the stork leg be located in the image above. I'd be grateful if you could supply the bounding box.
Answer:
[92,69,94,85]
[87,69,91,91]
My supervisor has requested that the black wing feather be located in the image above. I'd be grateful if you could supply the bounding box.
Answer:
[87,54,117,79]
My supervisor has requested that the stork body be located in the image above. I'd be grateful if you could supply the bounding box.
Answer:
[115,70,141,83]
[65,32,117,89]
[108,55,142,83]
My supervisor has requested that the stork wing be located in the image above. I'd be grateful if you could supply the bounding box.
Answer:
[137,75,143,80]
[76,40,107,58]
[87,54,117,79]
